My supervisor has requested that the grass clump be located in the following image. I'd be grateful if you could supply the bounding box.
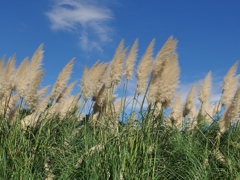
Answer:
[0,37,239,179]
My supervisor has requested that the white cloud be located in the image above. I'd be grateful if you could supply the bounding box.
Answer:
[46,0,113,51]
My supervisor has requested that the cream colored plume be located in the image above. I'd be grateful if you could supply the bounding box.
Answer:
[102,62,112,88]
[166,92,183,129]
[15,57,29,98]
[136,39,154,94]
[28,44,44,83]
[56,81,76,104]
[222,61,239,93]
[152,36,178,75]
[186,106,198,128]
[155,54,180,108]
[59,95,80,119]
[221,75,239,106]
[50,58,75,100]
[36,94,51,114]
[15,57,28,83]
[95,84,108,107]
[25,70,45,110]
[91,62,108,100]
[80,65,92,100]
[198,72,211,118]
[80,61,104,100]
[37,85,51,100]
[219,88,240,134]
[183,83,198,117]
[101,40,125,89]
[5,93,19,119]
[199,71,212,104]
[21,112,40,130]
[125,39,138,80]
[221,61,239,106]
[205,103,215,125]
[148,74,161,104]
[110,39,126,86]
[3,55,16,94]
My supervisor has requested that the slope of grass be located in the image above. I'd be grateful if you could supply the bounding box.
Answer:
[0,113,239,180]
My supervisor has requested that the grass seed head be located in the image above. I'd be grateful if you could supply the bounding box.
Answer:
[125,38,138,80]
[183,83,198,117]
[152,35,178,75]
[51,58,75,100]
[136,39,154,94]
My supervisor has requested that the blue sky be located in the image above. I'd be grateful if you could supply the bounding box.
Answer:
[0,0,239,102]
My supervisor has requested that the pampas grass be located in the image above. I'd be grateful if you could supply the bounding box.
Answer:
[25,70,45,110]
[80,65,92,100]
[110,39,125,86]
[37,85,51,100]
[166,92,183,129]
[50,58,75,100]
[15,57,29,98]
[221,61,239,106]
[155,54,180,108]
[152,35,177,75]
[91,63,108,100]
[222,61,239,93]
[28,44,44,84]
[183,83,198,117]
[1,37,240,179]
[125,39,138,80]
[199,71,212,105]
[198,71,212,121]
[136,39,154,94]
[3,55,16,94]
[219,88,240,134]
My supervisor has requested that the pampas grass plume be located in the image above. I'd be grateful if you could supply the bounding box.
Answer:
[156,54,180,108]
[198,71,212,104]
[221,61,239,106]
[3,55,16,93]
[221,74,239,106]
[80,65,92,100]
[59,95,79,119]
[222,61,239,93]
[219,88,240,134]
[51,58,75,100]
[91,62,108,100]
[110,39,125,85]
[136,39,154,94]
[28,44,44,82]
[125,38,138,80]
[15,57,29,98]
[56,81,76,104]
[36,94,51,114]
[183,83,198,117]
[148,74,160,104]
[25,70,45,110]
[166,92,183,128]
[152,36,177,75]
[102,62,112,88]
[37,85,51,100]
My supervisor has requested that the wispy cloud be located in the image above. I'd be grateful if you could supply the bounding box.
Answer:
[46,0,114,51]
